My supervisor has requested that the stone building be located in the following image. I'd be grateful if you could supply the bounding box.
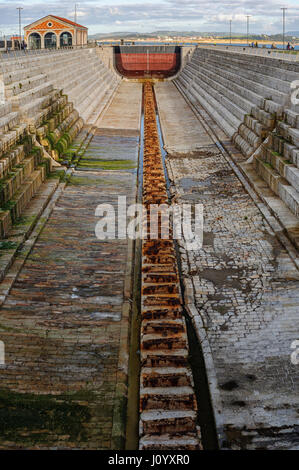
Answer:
[24,15,88,49]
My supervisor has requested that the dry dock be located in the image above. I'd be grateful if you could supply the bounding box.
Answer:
[0,45,298,450]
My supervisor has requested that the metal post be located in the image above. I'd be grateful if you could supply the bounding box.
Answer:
[16,7,23,50]
[75,3,78,24]
[246,15,251,46]
[281,7,287,51]
[230,19,232,45]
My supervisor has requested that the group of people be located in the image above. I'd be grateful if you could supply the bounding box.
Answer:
[250,41,296,51]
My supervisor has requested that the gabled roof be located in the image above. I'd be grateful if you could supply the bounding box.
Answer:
[24,15,88,30]
[51,16,88,30]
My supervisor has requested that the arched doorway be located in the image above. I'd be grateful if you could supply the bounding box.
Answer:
[28,32,41,50]
[44,32,57,49]
[60,32,72,47]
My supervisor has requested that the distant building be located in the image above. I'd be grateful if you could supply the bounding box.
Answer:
[24,15,88,49]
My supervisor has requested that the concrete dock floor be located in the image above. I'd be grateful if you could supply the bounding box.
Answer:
[0,83,142,449]
[154,82,299,450]
[96,82,142,135]
[155,81,212,153]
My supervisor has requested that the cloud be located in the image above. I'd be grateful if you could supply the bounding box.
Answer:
[0,0,298,35]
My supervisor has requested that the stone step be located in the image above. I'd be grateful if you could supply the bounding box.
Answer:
[0,103,12,118]
[284,109,299,129]
[0,123,27,155]
[11,82,54,109]
[195,48,298,83]
[190,66,256,116]
[0,155,37,206]
[141,367,192,388]
[244,114,269,137]
[0,167,46,229]
[277,121,299,147]
[140,409,198,436]
[252,107,276,129]
[255,155,299,217]
[19,89,61,121]
[233,132,255,158]
[261,145,299,192]
[80,81,115,123]
[45,58,106,92]
[238,123,261,148]
[183,68,246,125]
[0,145,25,179]
[190,58,266,108]
[193,52,288,105]
[189,79,242,130]
[141,349,189,369]
[140,386,197,411]
[183,85,237,138]
[139,434,200,450]
[0,111,19,133]
[5,74,47,97]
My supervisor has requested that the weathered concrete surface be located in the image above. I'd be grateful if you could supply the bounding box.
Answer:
[96,82,142,135]
[155,81,211,153]
[155,83,299,450]
[0,89,141,448]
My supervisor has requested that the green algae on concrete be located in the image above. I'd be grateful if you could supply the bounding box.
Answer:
[0,129,139,450]
[78,159,137,170]
[0,388,93,445]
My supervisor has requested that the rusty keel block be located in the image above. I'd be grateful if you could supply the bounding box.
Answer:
[139,82,201,450]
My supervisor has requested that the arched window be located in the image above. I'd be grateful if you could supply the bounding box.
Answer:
[28,32,41,50]
[60,31,72,48]
[44,32,57,49]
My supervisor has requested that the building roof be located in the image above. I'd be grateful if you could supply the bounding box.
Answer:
[24,15,88,30]
[51,16,87,30]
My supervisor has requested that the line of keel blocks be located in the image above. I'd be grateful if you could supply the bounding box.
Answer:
[139,82,202,451]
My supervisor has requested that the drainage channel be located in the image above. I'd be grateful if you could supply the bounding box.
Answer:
[125,98,144,451]
[138,82,201,451]
[154,92,219,451]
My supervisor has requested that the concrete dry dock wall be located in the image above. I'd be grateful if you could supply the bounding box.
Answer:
[0,48,120,238]
[155,81,299,450]
[176,46,299,249]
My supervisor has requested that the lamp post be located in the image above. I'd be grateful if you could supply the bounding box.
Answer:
[230,19,232,45]
[246,15,251,46]
[16,7,23,50]
[281,7,287,50]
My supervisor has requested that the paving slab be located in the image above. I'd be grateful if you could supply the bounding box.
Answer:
[95,81,142,135]
[155,81,212,153]
[155,83,299,450]
[0,106,140,448]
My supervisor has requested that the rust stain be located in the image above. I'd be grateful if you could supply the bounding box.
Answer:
[139,82,201,450]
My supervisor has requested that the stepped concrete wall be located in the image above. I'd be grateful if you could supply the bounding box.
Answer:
[175,46,299,246]
[0,48,120,239]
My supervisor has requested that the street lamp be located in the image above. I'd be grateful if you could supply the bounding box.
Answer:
[281,7,287,50]
[230,19,232,45]
[75,3,79,24]
[246,15,252,46]
[16,7,23,50]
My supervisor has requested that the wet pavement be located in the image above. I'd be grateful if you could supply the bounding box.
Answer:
[155,83,299,450]
[0,85,141,449]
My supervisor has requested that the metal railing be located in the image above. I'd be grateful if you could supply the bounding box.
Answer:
[197,43,299,63]
[0,43,96,62]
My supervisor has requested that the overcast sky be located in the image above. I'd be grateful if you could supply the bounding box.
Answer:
[0,0,298,36]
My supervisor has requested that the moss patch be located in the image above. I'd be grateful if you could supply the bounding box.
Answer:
[78,159,137,170]
[0,388,95,444]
